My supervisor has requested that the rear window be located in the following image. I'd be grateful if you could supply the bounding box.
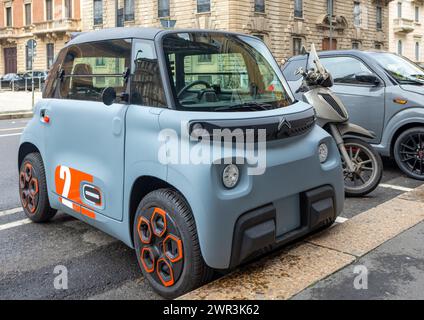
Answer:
[282,58,307,81]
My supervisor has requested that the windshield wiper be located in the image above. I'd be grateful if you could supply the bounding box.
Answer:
[215,102,273,112]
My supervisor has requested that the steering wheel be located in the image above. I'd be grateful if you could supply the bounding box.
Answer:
[177,80,211,99]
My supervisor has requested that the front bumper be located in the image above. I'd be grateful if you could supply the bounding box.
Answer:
[230,185,336,268]
[167,125,344,269]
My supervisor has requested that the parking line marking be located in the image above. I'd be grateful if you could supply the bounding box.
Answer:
[0,219,31,231]
[0,127,25,132]
[0,207,23,217]
[335,217,348,224]
[0,133,22,138]
[379,184,414,192]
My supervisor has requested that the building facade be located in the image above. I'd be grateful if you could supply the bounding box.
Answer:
[388,0,424,63]
[0,0,81,75]
[81,0,392,63]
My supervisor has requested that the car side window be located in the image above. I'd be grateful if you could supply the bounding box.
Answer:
[43,49,67,99]
[321,56,375,85]
[58,39,132,102]
[130,39,167,107]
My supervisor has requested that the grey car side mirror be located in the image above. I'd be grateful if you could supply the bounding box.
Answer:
[102,87,117,106]
[355,74,380,86]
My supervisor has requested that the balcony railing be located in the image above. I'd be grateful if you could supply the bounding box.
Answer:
[0,27,19,39]
[394,18,415,34]
[32,19,80,35]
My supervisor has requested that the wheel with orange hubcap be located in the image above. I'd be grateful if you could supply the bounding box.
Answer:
[19,153,57,222]
[133,188,213,299]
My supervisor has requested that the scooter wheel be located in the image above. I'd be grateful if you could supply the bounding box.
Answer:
[342,138,383,197]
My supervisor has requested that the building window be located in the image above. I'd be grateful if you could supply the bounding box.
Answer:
[46,0,53,20]
[95,57,106,66]
[397,2,402,18]
[93,0,103,25]
[293,37,302,56]
[124,0,134,21]
[46,43,54,69]
[158,0,170,17]
[415,6,420,23]
[375,42,382,50]
[117,8,124,27]
[416,42,420,61]
[354,2,361,27]
[253,34,264,41]
[398,40,403,55]
[26,39,36,71]
[25,3,32,26]
[352,41,360,50]
[198,54,212,63]
[197,0,210,13]
[6,7,12,27]
[255,0,265,13]
[376,6,382,30]
[294,0,303,18]
[327,0,334,16]
[65,0,72,19]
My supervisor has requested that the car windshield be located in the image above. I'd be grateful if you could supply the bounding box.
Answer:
[163,33,293,111]
[370,52,424,85]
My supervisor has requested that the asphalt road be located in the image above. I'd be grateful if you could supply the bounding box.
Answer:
[0,118,423,300]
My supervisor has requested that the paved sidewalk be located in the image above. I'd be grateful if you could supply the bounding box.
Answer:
[293,221,424,300]
[181,185,424,300]
[0,91,41,114]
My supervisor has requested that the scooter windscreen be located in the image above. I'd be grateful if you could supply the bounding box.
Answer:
[306,44,334,88]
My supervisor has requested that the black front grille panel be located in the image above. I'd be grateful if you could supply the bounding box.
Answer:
[189,115,316,143]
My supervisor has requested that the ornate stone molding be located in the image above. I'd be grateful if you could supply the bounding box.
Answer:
[316,14,348,31]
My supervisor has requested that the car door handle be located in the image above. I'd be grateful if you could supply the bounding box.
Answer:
[40,109,50,124]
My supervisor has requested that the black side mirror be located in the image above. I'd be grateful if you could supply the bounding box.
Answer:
[102,87,117,106]
[355,73,380,85]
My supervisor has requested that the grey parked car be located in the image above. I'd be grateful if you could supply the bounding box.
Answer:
[283,50,424,180]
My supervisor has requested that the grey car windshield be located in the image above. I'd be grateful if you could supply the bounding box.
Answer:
[370,52,424,85]
[163,33,293,111]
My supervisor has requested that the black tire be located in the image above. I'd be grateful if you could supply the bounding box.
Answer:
[133,188,213,299]
[343,138,383,197]
[19,153,57,222]
[394,127,424,180]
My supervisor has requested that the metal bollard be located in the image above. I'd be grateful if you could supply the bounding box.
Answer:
[25,78,27,91]
[12,80,14,91]
[39,77,42,92]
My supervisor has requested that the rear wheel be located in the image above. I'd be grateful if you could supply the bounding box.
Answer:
[133,189,213,299]
[394,127,424,180]
[19,153,57,222]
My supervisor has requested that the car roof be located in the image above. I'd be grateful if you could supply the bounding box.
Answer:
[66,27,257,47]
[287,49,385,62]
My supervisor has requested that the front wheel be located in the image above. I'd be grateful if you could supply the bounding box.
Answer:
[342,138,383,197]
[394,127,424,180]
[133,189,213,299]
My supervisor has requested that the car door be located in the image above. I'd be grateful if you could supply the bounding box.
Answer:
[320,56,385,144]
[43,39,132,221]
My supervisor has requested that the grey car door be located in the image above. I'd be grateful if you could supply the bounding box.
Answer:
[43,39,131,222]
[320,56,385,144]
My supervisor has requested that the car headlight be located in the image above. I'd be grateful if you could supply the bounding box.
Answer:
[318,143,329,163]
[222,164,240,189]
